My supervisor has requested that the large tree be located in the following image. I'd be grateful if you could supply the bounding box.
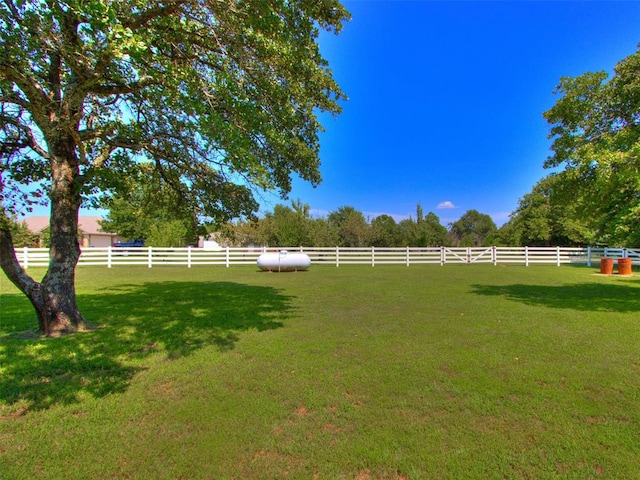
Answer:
[327,205,369,247]
[262,199,313,247]
[398,204,449,247]
[494,174,594,247]
[544,46,640,246]
[370,214,400,247]
[448,209,497,247]
[99,163,201,246]
[0,0,349,335]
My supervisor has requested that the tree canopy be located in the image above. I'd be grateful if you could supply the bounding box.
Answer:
[544,46,640,246]
[262,199,315,247]
[1,0,349,221]
[494,174,594,247]
[0,0,350,335]
[398,204,449,247]
[327,205,369,247]
[99,163,201,246]
[216,203,460,248]
[449,209,497,247]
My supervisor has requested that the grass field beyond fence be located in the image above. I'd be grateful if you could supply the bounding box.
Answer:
[1,265,639,479]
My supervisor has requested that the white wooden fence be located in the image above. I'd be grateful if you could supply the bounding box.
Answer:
[13,246,640,269]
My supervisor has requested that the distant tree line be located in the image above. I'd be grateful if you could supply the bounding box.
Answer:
[215,201,497,248]
[92,178,602,249]
[5,190,595,249]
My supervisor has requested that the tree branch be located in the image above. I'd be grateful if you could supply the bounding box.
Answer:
[0,64,53,125]
[121,1,189,30]
[0,115,50,159]
[0,210,39,299]
[0,92,31,110]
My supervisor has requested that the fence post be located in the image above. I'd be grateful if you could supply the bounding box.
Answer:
[587,246,591,267]
[440,247,445,266]
[371,246,375,267]
[148,246,153,268]
[493,246,497,266]
[406,246,410,267]
[525,246,529,267]
[187,246,192,268]
[23,246,29,269]
[556,246,561,267]
[226,247,230,268]
[108,246,112,268]
[336,246,339,267]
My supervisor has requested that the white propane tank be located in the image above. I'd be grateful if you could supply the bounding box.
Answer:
[257,250,311,272]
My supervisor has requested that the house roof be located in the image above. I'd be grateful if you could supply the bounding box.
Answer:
[78,216,113,235]
[22,216,49,233]
[23,216,114,235]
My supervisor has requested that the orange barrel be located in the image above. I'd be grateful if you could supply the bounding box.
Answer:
[600,258,614,274]
[617,258,632,275]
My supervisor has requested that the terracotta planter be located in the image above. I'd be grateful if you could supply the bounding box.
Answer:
[617,257,632,276]
[600,257,614,275]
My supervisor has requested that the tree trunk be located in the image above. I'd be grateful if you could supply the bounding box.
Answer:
[35,271,90,337]
[42,205,89,335]
[0,134,89,336]
[0,221,89,337]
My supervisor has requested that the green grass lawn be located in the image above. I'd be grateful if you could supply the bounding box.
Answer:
[1,264,639,479]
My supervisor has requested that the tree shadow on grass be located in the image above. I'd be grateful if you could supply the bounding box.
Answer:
[0,281,296,414]
[470,279,640,313]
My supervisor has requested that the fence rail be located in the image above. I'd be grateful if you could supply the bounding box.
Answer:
[13,246,640,269]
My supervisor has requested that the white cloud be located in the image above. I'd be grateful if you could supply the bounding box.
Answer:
[436,201,456,209]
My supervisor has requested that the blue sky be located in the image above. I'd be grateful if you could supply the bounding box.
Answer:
[259,0,640,226]
[59,1,639,227]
